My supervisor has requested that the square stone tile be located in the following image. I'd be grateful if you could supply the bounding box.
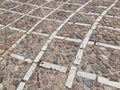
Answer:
[99,16,120,28]
[0,27,24,54]
[33,20,61,34]
[57,23,90,39]
[15,0,31,3]
[107,7,120,17]
[54,0,68,2]
[80,45,120,82]
[47,10,72,21]
[80,6,107,14]
[0,56,31,90]
[24,66,68,90]
[0,11,21,25]
[29,7,53,18]
[60,3,81,11]
[11,34,48,59]
[90,27,120,46]
[40,38,80,67]
[28,0,47,6]
[89,0,114,7]
[114,1,120,8]
[11,16,39,30]
[43,1,63,9]
[73,75,118,90]
[0,1,18,10]
[68,0,89,4]
[11,4,36,14]
[69,13,98,24]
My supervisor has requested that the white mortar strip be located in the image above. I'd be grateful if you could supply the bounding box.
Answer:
[34,0,93,63]
[9,26,49,37]
[98,77,120,88]
[77,71,96,80]
[16,0,71,89]
[1,0,49,29]
[0,0,24,14]
[17,82,26,90]
[74,49,84,65]
[65,66,77,88]
[77,71,120,89]
[39,61,67,73]
[74,0,119,65]
[55,36,82,43]
[96,42,120,50]
[3,0,70,55]
[3,24,120,52]
[10,0,39,7]
[18,1,93,89]
[23,63,37,81]
[11,53,32,63]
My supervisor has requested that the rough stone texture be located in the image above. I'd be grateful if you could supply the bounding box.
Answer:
[0,0,120,90]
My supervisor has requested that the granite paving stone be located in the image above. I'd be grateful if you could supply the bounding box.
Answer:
[11,33,48,60]
[57,23,90,39]
[0,27,24,55]
[0,0,120,90]
[0,11,21,26]
[33,20,61,34]
[80,45,120,82]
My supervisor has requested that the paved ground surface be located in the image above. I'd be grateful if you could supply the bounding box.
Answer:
[0,0,120,90]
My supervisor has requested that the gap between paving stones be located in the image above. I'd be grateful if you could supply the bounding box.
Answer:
[16,0,73,89]
[77,71,120,88]
[1,22,120,54]
[66,0,119,89]
[0,0,26,14]
[0,0,119,89]
[74,0,119,65]
[70,0,119,89]
[17,0,94,89]
[1,0,49,29]
[1,0,69,57]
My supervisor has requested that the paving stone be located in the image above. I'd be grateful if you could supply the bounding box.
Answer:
[80,45,120,82]
[40,38,80,67]
[80,5,107,14]
[33,20,61,34]
[11,4,36,14]
[24,67,67,90]
[11,16,39,30]
[28,0,47,6]
[47,10,72,21]
[11,33,48,59]
[0,1,18,10]
[0,11,21,25]
[43,1,63,8]
[69,0,89,4]
[0,0,120,90]
[0,27,24,52]
[99,16,120,28]
[69,13,98,24]
[91,64,100,71]
[82,78,93,88]
[60,3,81,11]
[107,7,120,17]
[29,7,52,17]
[90,27,120,46]
[57,23,90,39]
[100,66,109,74]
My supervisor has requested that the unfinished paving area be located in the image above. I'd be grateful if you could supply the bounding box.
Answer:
[0,0,120,90]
